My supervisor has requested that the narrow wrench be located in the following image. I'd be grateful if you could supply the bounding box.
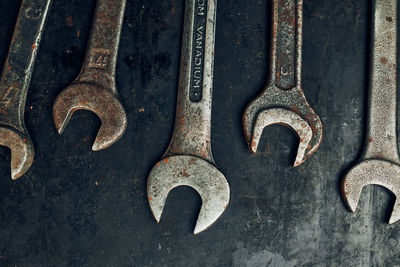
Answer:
[242,0,323,166]
[0,0,52,180]
[53,0,127,151]
[342,0,400,223]
[147,0,230,234]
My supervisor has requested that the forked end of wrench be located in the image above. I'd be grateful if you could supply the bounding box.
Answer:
[0,127,34,180]
[147,155,230,234]
[244,107,322,166]
[53,82,127,151]
[342,159,400,224]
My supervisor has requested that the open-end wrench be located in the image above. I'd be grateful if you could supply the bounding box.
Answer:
[243,0,323,166]
[147,0,230,234]
[342,0,400,223]
[0,0,52,180]
[53,0,127,151]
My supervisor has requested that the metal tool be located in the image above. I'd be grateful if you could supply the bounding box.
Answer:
[242,0,323,166]
[147,0,230,234]
[0,0,52,180]
[53,0,127,151]
[342,0,400,223]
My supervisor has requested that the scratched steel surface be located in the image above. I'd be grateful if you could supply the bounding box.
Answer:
[0,0,399,266]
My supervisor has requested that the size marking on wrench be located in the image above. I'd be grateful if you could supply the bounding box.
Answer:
[243,0,323,166]
[0,0,52,179]
[342,0,400,224]
[147,0,230,234]
[53,0,127,151]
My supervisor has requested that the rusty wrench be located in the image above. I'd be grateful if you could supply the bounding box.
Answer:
[243,0,323,166]
[0,0,52,180]
[53,0,127,151]
[147,0,230,234]
[342,0,400,223]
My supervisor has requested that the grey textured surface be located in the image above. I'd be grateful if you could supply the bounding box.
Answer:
[0,0,399,266]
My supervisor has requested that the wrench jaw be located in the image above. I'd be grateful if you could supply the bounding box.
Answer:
[342,159,400,224]
[53,83,127,151]
[243,92,323,166]
[0,127,33,180]
[147,155,230,234]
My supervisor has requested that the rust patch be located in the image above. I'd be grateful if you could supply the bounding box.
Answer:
[182,168,190,177]
[380,57,388,64]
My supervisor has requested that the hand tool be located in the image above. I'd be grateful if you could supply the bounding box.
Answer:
[342,0,400,223]
[242,0,323,166]
[53,0,127,151]
[147,0,230,234]
[0,0,52,180]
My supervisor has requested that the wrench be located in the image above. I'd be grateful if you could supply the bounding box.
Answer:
[147,0,230,234]
[242,0,323,166]
[342,0,400,223]
[53,0,127,151]
[0,0,52,180]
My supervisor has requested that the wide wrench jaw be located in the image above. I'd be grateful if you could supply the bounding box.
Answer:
[53,82,127,151]
[342,159,400,224]
[147,155,230,234]
[243,94,323,166]
[0,127,34,180]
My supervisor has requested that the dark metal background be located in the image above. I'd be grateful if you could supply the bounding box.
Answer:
[0,0,399,266]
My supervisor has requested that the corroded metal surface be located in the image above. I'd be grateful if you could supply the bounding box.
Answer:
[52,0,127,151]
[0,0,52,179]
[342,0,400,223]
[242,0,323,166]
[147,0,230,234]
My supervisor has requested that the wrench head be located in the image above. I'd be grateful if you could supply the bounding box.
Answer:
[53,82,127,151]
[342,159,400,224]
[243,86,323,166]
[0,127,33,180]
[147,155,230,234]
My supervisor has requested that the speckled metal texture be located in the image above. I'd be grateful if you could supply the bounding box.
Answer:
[0,0,52,179]
[342,0,400,224]
[52,0,127,151]
[242,0,323,166]
[147,0,230,234]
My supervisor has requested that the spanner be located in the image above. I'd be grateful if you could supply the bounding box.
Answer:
[342,0,400,223]
[53,0,127,151]
[147,0,230,234]
[0,0,52,180]
[243,0,323,166]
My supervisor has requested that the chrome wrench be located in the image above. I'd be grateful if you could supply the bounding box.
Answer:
[243,0,323,166]
[53,0,127,151]
[147,0,230,234]
[0,0,52,179]
[342,0,400,223]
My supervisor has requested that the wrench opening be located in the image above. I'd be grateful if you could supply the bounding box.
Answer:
[250,108,313,166]
[53,82,127,151]
[147,155,230,234]
[342,159,400,224]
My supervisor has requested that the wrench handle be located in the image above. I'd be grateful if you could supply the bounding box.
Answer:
[166,0,217,162]
[0,0,52,130]
[79,0,126,92]
[269,0,301,90]
[364,0,399,163]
